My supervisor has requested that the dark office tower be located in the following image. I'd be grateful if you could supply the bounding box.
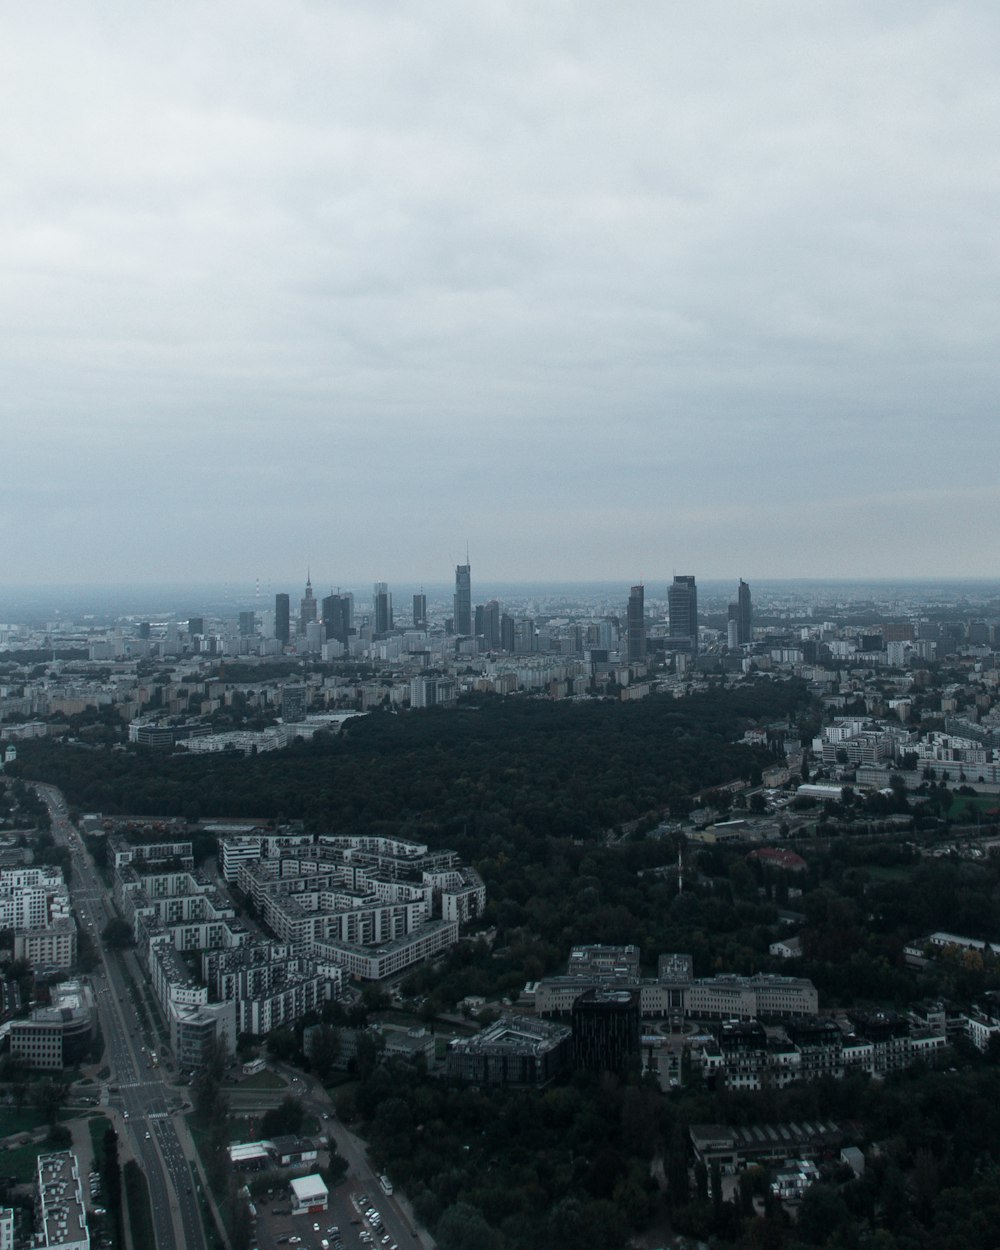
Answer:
[668,575,699,654]
[732,579,751,646]
[626,584,645,663]
[299,573,317,633]
[138,621,151,640]
[238,611,255,637]
[281,684,306,722]
[571,988,641,1075]
[454,562,472,636]
[474,604,485,637]
[412,593,427,631]
[322,594,351,647]
[373,582,393,635]
[188,617,204,637]
[500,613,515,653]
[275,594,290,645]
[482,600,501,650]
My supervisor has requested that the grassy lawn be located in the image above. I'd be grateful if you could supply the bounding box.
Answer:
[238,1069,287,1091]
[0,1108,49,1139]
[185,1117,245,1250]
[2,1139,50,1183]
[946,795,1000,820]
[863,864,919,881]
[322,1071,355,1090]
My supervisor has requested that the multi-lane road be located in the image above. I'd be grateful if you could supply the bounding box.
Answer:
[37,784,207,1250]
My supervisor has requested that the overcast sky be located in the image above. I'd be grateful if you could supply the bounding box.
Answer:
[3,2,999,588]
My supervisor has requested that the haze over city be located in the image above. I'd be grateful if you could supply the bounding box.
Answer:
[3,3,1000,585]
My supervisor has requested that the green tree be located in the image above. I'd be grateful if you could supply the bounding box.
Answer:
[261,1096,305,1138]
[230,1192,253,1250]
[354,1030,386,1081]
[309,1025,341,1081]
[101,918,134,949]
[36,1078,67,1127]
[436,1201,502,1250]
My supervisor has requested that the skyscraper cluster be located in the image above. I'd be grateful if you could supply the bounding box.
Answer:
[266,566,750,666]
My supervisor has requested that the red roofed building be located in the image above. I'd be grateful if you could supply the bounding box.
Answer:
[746,848,808,873]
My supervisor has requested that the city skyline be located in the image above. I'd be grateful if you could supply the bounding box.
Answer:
[3,6,1000,584]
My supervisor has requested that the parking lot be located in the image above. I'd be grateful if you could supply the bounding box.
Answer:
[251,1184,409,1250]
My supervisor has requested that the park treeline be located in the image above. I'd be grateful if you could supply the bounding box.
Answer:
[341,1057,1000,1250]
[9,679,811,837]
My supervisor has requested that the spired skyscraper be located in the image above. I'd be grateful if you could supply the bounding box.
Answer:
[668,575,698,655]
[728,579,752,647]
[299,573,317,634]
[454,561,472,636]
[412,592,427,631]
[626,584,645,664]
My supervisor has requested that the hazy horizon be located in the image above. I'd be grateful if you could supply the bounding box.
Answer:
[3,575,1000,626]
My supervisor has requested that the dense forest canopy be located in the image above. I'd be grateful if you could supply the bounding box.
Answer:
[8,679,811,836]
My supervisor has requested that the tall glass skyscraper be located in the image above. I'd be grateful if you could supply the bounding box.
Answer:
[728,579,752,646]
[668,575,698,654]
[373,582,393,635]
[454,562,472,636]
[274,593,290,645]
[626,583,645,663]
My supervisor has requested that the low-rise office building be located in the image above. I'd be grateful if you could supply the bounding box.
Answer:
[446,1015,572,1086]
[10,982,96,1071]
